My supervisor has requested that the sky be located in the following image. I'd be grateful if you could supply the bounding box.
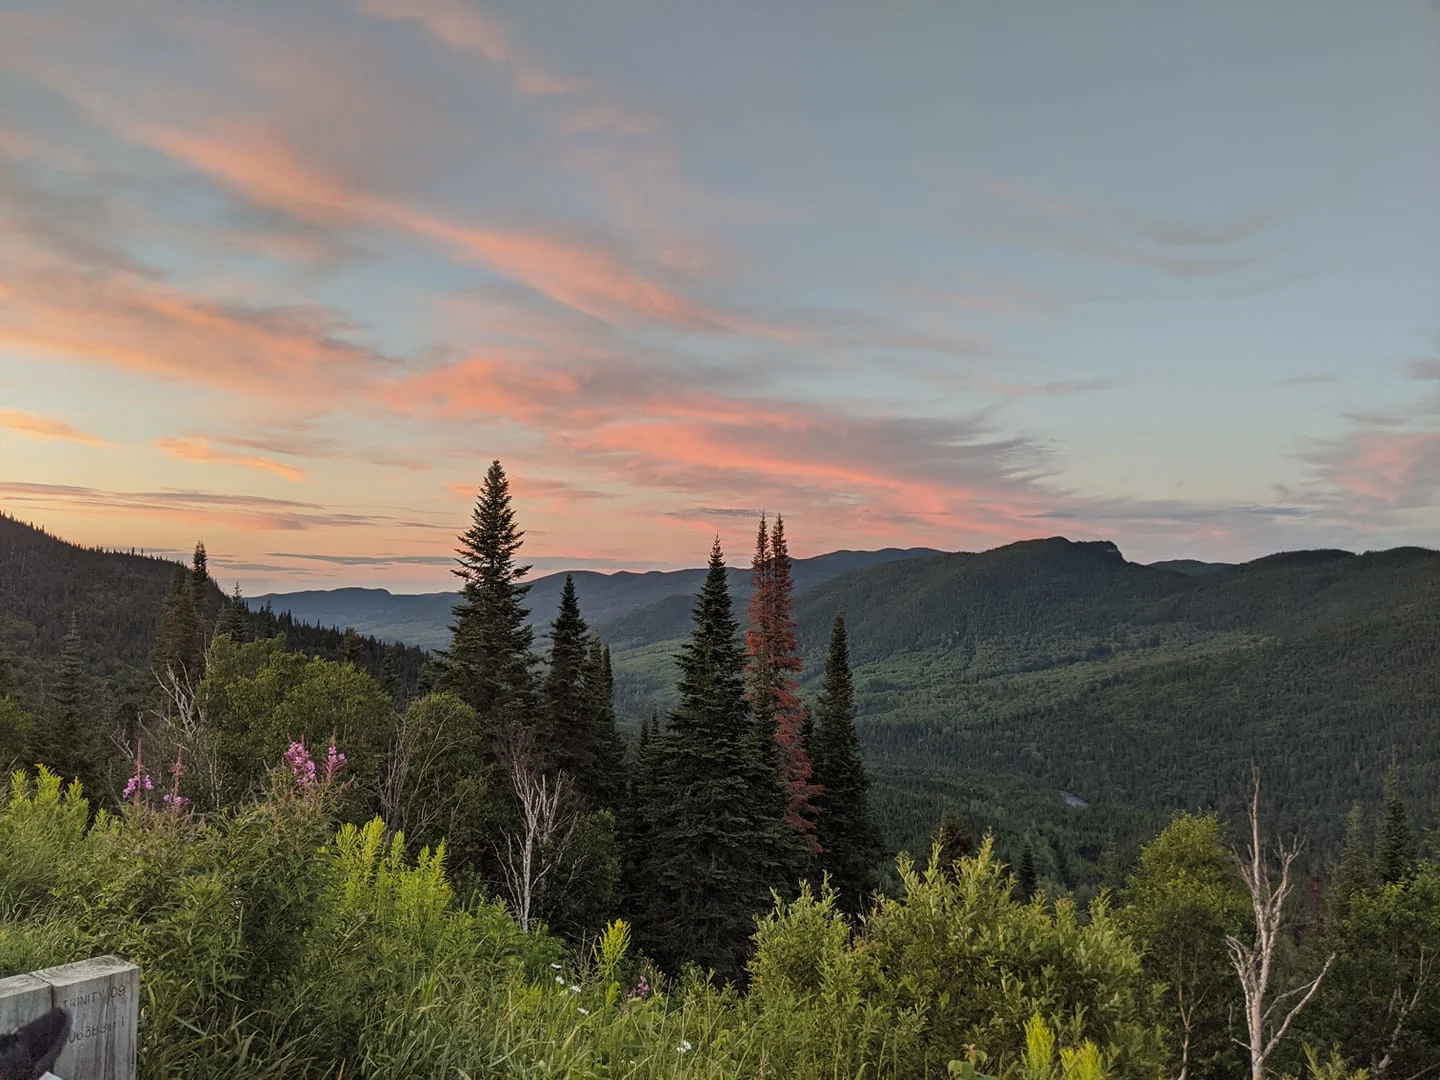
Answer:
[1,0,1438,594]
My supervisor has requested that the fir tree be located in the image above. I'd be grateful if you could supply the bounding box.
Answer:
[1328,804,1376,924]
[1017,841,1038,901]
[633,538,800,982]
[34,614,102,790]
[810,611,883,914]
[585,637,626,810]
[1379,767,1416,884]
[441,460,535,733]
[544,576,595,785]
[151,567,204,682]
[744,514,820,850]
[190,542,209,606]
[342,627,365,667]
[213,584,249,643]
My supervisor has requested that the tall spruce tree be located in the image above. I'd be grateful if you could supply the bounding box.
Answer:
[544,576,597,789]
[35,614,103,790]
[214,583,249,643]
[151,567,204,682]
[632,538,799,982]
[1328,804,1377,925]
[744,514,820,850]
[1379,767,1416,884]
[810,611,883,914]
[441,460,535,734]
[585,637,626,810]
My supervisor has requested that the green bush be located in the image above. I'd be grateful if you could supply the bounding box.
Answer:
[0,768,1170,1079]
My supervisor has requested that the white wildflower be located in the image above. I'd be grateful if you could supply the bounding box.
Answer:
[677,1039,693,1053]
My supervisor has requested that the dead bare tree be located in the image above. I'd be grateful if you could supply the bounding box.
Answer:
[495,729,578,932]
[1227,767,1335,1080]
[150,663,224,809]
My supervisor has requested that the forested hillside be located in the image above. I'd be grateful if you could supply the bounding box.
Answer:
[254,545,943,649]
[611,537,1440,871]
[0,512,428,724]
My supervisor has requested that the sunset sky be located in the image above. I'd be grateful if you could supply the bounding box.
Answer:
[2,1,1438,593]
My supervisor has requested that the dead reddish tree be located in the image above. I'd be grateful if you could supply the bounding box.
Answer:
[745,514,821,851]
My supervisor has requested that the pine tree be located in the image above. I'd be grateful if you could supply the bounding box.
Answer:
[745,514,820,850]
[34,614,103,790]
[633,538,800,982]
[214,584,249,642]
[810,611,883,914]
[544,576,595,784]
[151,567,204,682]
[1379,767,1416,884]
[1017,841,1038,901]
[342,627,365,667]
[441,460,535,734]
[586,638,626,810]
[1329,804,1376,924]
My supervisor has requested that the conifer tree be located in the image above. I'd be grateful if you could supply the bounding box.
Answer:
[34,614,103,790]
[342,627,365,667]
[745,514,820,850]
[1379,767,1416,884]
[633,538,800,982]
[1328,804,1376,924]
[585,637,626,810]
[441,460,535,734]
[213,583,249,643]
[1017,841,1038,901]
[152,567,204,682]
[544,576,595,782]
[810,611,883,914]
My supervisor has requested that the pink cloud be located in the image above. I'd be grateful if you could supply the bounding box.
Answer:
[0,410,106,446]
[156,437,307,483]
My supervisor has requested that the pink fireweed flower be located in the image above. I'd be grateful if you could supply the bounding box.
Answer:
[122,747,153,802]
[284,739,317,788]
[627,974,651,1000]
[322,740,346,782]
[162,793,189,810]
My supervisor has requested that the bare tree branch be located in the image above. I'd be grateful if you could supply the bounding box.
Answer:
[1226,766,1335,1080]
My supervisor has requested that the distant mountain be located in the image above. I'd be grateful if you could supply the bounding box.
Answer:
[255,547,944,650]
[1147,558,1235,576]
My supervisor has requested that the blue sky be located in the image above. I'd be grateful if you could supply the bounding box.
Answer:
[1,0,1437,592]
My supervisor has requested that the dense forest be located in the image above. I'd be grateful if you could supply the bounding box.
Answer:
[1,479,1437,1078]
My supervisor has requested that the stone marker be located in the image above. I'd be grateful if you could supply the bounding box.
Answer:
[0,957,139,1080]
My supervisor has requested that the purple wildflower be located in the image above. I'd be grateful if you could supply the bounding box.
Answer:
[122,747,153,802]
[162,793,190,811]
[627,974,651,1001]
[322,740,346,782]
[284,739,317,788]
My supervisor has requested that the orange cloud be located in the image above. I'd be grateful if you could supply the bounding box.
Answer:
[156,437,307,483]
[0,409,106,445]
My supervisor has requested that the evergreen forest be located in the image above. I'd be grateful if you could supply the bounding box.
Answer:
[1,468,1437,1080]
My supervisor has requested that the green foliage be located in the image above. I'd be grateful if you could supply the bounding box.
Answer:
[1303,861,1440,1075]
[1118,814,1249,1080]
[201,635,394,811]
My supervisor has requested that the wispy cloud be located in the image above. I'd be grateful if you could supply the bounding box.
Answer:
[156,437,307,482]
[0,410,106,445]
[353,0,653,134]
